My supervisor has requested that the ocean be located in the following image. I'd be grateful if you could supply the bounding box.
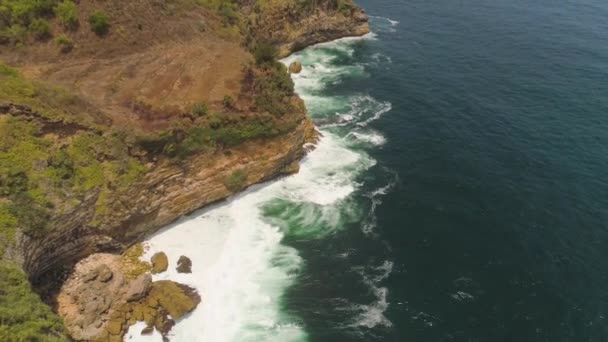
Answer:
[127,0,608,341]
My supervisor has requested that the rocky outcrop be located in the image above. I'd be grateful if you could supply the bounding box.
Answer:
[250,3,369,58]
[176,256,192,274]
[102,280,200,341]
[57,251,200,341]
[289,61,303,74]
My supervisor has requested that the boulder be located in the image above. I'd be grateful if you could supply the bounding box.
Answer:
[289,60,302,74]
[176,256,192,273]
[106,320,123,336]
[141,325,154,335]
[125,273,152,302]
[82,268,99,282]
[148,281,201,319]
[150,252,168,274]
[97,264,113,282]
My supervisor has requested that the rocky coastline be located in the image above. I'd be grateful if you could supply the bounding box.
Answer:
[1,2,369,340]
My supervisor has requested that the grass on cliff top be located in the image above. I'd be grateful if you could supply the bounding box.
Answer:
[137,57,301,159]
[0,62,99,126]
[0,262,68,341]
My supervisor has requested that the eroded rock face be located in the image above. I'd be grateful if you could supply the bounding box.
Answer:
[57,254,127,340]
[19,115,317,287]
[176,255,192,274]
[150,252,168,274]
[250,3,370,58]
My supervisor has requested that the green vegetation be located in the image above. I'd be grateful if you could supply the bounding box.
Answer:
[253,61,295,117]
[224,169,246,191]
[253,41,278,65]
[295,0,354,12]
[0,63,147,248]
[28,18,50,40]
[88,10,108,36]
[0,262,67,341]
[138,113,278,159]
[217,1,238,26]
[195,0,238,22]
[223,95,234,108]
[53,0,78,30]
[192,101,208,117]
[0,0,61,43]
[55,34,73,52]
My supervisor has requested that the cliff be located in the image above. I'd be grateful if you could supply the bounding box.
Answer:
[0,0,367,339]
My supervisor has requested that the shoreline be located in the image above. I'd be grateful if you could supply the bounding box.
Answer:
[124,31,379,341]
[50,28,373,341]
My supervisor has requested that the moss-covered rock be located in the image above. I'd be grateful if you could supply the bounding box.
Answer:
[149,280,201,319]
[121,244,151,279]
[105,319,123,335]
[97,279,200,341]
[150,252,168,274]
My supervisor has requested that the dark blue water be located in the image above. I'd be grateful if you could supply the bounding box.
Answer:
[282,0,608,341]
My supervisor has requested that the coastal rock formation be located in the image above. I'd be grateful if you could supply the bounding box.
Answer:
[176,256,192,274]
[249,1,369,57]
[289,61,303,74]
[57,250,200,341]
[150,252,168,274]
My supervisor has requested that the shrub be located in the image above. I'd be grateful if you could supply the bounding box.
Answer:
[222,95,234,108]
[253,63,295,116]
[224,169,246,191]
[29,18,51,40]
[253,41,278,65]
[0,262,68,341]
[54,1,78,30]
[218,2,238,26]
[55,34,73,52]
[192,102,208,117]
[88,10,108,36]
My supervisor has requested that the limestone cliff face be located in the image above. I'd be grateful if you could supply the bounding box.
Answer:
[18,117,316,284]
[250,3,369,58]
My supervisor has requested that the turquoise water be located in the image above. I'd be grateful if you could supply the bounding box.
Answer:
[136,1,608,341]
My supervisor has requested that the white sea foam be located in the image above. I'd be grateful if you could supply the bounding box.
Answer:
[347,130,387,146]
[350,261,394,329]
[127,132,374,342]
[369,15,400,27]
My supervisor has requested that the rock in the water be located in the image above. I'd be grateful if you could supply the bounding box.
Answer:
[97,264,113,282]
[176,256,192,273]
[150,252,168,274]
[125,273,152,302]
[148,280,201,319]
[289,60,302,74]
